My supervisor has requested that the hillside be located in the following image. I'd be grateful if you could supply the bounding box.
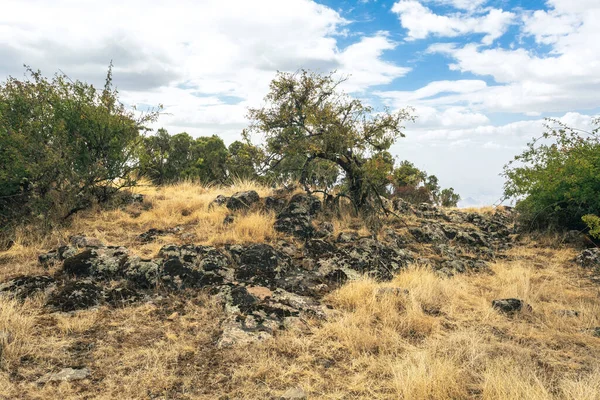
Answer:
[1,182,600,399]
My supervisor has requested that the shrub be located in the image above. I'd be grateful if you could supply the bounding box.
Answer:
[503,117,600,231]
[0,65,159,231]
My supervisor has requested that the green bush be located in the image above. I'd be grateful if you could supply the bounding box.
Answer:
[0,65,159,230]
[504,117,600,231]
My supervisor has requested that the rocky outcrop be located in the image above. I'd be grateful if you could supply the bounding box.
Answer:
[2,193,520,346]
[226,191,260,211]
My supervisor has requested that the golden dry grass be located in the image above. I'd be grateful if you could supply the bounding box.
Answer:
[1,183,600,399]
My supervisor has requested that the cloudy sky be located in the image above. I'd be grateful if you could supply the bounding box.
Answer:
[2,0,599,205]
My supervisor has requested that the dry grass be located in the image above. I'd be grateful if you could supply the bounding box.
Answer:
[1,183,600,399]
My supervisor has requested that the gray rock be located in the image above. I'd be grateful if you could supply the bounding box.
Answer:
[281,386,308,400]
[62,246,129,279]
[0,275,56,299]
[492,298,532,315]
[209,194,229,209]
[576,248,600,268]
[46,281,103,312]
[37,367,90,384]
[226,191,260,211]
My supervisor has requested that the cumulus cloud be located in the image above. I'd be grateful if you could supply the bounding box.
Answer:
[391,0,515,44]
[0,0,410,141]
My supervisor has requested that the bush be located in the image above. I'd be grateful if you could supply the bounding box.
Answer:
[504,117,600,231]
[0,65,159,230]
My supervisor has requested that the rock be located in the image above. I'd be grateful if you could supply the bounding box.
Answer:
[38,245,77,267]
[46,281,103,312]
[104,285,141,306]
[337,231,358,243]
[275,210,315,239]
[375,287,409,298]
[70,235,104,248]
[131,193,144,203]
[264,196,288,213]
[587,327,600,337]
[492,298,532,315]
[247,286,273,300]
[409,224,447,243]
[137,228,168,243]
[62,247,129,279]
[226,191,260,211]
[281,386,308,400]
[553,309,580,317]
[209,194,228,209]
[123,257,161,288]
[289,193,322,216]
[235,244,289,287]
[159,244,229,289]
[0,275,56,299]
[575,248,600,268]
[37,367,90,384]
[223,214,235,225]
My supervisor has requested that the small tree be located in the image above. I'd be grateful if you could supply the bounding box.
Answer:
[440,188,460,207]
[247,70,414,210]
[504,117,600,230]
[0,65,160,227]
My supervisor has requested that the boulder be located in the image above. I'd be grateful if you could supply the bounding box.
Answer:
[46,281,103,312]
[209,194,228,209]
[0,275,56,299]
[235,244,289,287]
[37,367,90,384]
[226,191,260,211]
[492,298,532,315]
[123,257,161,288]
[575,248,600,268]
[158,244,230,289]
[62,247,129,279]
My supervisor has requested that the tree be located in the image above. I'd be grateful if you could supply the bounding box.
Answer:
[0,65,159,227]
[440,188,460,207]
[247,70,414,210]
[503,117,600,230]
[226,140,264,181]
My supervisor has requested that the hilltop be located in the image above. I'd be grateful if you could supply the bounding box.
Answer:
[1,181,600,399]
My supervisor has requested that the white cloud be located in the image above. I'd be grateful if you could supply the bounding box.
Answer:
[0,0,410,141]
[391,0,515,44]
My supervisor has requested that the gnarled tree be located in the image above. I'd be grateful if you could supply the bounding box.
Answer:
[247,70,414,210]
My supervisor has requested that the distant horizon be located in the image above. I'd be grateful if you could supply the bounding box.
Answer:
[2,0,598,206]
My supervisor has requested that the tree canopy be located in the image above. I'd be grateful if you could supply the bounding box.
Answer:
[247,69,415,210]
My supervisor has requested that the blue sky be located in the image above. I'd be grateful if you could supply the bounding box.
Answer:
[1,0,599,205]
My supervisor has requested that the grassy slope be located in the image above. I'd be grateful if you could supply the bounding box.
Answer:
[1,182,600,399]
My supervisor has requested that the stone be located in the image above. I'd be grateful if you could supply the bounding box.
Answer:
[337,231,359,243]
[281,386,308,400]
[137,228,168,243]
[553,309,580,317]
[62,247,129,279]
[46,281,103,312]
[235,244,288,287]
[246,286,273,300]
[375,287,409,298]
[492,298,532,315]
[226,191,260,211]
[123,257,161,288]
[70,235,104,248]
[264,196,288,213]
[575,248,600,268]
[223,214,235,225]
[289,193,322,216]
[37,367,90,384]
[209,194,228,208]
[0,275,56,299]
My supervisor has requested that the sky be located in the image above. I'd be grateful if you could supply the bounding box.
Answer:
[1,0,599,206]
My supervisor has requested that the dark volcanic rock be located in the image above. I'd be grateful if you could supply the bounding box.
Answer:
[226,191,260,211]
[274,194,322,239]
[0,275,56,299]
[210,194,228,209]
[492,298,532,315]
[576,248,600,268]
[409,224,447,243]
[46,281,103,312]
[235,244,289,287]
[158,244,230,289]
[38,245,77,267]
[62,247,129,279]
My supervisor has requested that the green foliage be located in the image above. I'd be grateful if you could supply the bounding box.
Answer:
[390,161,459,206]
[140,130,261,184]
[440,188,460,207]
[582,214,600,239]
[504,117,600,230]
[247,69,414,210]
[0,65,159,228]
